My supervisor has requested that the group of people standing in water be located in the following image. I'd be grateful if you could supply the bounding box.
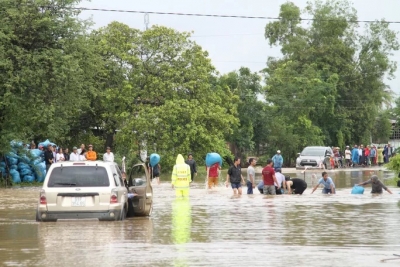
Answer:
[169,153,393,197]
[223,157,392,196]
[347,143,394,167]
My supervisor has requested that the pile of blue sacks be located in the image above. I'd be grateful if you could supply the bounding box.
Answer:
[0,139,56,184]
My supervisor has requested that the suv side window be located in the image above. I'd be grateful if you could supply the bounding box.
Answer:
[129,165,147,187]
[110,165,123,187]
[115,164,124,186]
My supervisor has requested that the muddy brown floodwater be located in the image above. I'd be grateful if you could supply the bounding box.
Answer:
[1,169,400,267]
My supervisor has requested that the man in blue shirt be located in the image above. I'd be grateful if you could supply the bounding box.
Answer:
[311,171,336,194]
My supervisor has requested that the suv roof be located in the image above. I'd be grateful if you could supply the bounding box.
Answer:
[49,160,117,167]
[303,146,330,149]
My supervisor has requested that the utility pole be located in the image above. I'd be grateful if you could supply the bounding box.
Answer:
[144,13,149,30]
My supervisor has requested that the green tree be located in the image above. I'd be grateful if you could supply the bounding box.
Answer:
[371,111,392,143]
[217,67,262,158]
[90,24,238,167]
[263,0,399,161]
[0,0,98,151]
[85,22,141,151]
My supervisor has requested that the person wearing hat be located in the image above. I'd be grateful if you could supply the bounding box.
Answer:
[344,146,351,167]
[272,150,283,171]
[357,175,392,194]
[185,153,197,182]
[103,147,114,162]
[70,147,80,161]
[86,144,97,161]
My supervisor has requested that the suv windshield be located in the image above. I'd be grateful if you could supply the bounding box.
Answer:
[48,166,110,187]
[301,148,326,156]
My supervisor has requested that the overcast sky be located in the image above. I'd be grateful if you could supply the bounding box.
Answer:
[79,0,400,94]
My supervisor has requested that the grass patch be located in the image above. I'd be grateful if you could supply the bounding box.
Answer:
[386,177,399,187]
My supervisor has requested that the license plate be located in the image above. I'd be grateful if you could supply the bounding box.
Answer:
[71,197,86,207]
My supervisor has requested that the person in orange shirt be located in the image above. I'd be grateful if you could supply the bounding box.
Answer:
[206,162,221,189]
[86,144,97,161]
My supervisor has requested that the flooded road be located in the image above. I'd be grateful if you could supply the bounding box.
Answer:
[1,170,400,267]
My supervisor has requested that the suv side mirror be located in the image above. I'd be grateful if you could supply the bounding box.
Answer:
[297,153,300,157]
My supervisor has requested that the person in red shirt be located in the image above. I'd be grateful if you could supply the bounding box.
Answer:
[206,163,221,189]
[262,159,279,195]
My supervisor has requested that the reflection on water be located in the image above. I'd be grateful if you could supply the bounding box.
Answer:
[0,170,400,267]
[172,197,191,267]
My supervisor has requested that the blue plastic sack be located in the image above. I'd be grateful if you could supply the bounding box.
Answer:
[41,139,51,147]
[150,153,160,166]
[18,162,30,170]
[22,175,35,183]
[0,162,6,168]
[6,156,18,166]
[30,149,43,158]
[7,152,18,158]
[20,168,32,177]
[9,169,21,183]
[33,158,43,165]
[351,185,364,194]
[10,140,23,149]
[9,165,18,170]
[19,155,31,164]
[34,162,46,182]
[205,153,222,167]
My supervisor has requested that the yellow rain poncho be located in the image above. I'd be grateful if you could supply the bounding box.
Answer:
[171,154,191,197]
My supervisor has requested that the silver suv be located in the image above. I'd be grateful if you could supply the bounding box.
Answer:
[296,146,333,169]
[36,161,127,222]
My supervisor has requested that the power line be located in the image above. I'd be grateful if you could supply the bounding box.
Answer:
[73,7,400,24]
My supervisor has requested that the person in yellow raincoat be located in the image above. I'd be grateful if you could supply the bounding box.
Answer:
[171,154,191,197]
[377,146,384,166]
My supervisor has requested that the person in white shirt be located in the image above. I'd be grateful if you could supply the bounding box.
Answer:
[77,144,85,155]
[79,152,87,161]
[56,148,65,162]
[70,147,80,161]
[103,147,114,162]
[246,158,256,194]
[345,146,351,167]
[274,168,287,195]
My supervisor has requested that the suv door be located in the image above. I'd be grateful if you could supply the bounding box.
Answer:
[127,163,153,216]
[110,164,128,218]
